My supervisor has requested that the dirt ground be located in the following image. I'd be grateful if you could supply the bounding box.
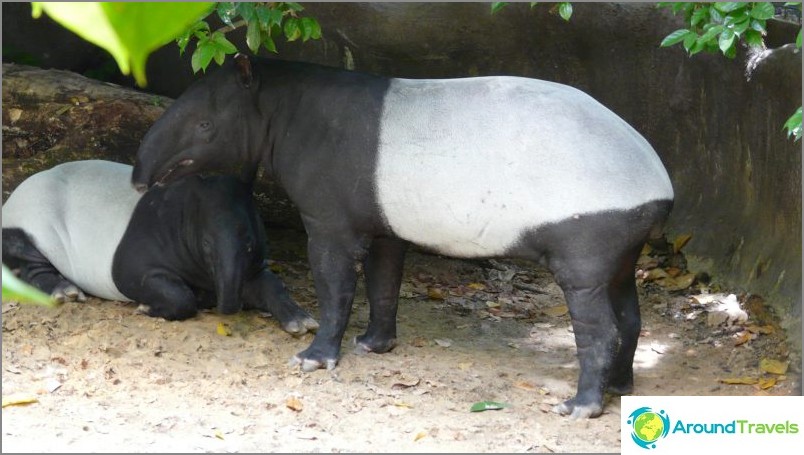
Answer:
[1,228,800,453]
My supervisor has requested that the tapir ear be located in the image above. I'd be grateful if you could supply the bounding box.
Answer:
[233,53,253,88]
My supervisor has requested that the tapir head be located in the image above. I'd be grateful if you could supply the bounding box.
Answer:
[190,176,267,314]
[132,55,259,192]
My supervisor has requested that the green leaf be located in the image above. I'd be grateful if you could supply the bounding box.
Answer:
[213,49,226,66]
[732,17,750,35]
[558,2,573,21]
[683,31,698,50]
[284,17,301,41]
[283,2,305,12]
[309,18,322,39]
[661,29,692,47]
[300,16,315,42]
[236,2,256,22]
[797,29,802,48]
[470,401,511,412]
[714,2,743,13]
[698,24,724,44]
[263,34,278,53]
[745,29,764,47]
[2,265,57,307]
[177,21,209,56]
[256,6,284,30]
[691,6,708,26]
[191,40,217,73]
[530,2,538,8]
[491,2,509,14]
[33,2,214,87]
[718,28,735,53]
[723,42,737,58]
[217,2,236,27]
[211,31,238,54]
[750,19,766,32]
[709,6,724,23]
[246,18,261,53]
[784,106,802,141]
[750,2,775,20]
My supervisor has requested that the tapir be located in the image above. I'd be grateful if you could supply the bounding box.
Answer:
[131,55,674,418]
[2,159,318,335]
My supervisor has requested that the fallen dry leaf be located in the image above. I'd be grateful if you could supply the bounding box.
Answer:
[467,282,486,291]
[410,337,428,348]
[427,287,446,300]
[2,394,39,408]
[391,376,421,390]
[434,338,453,348]
[393,401,414,409]
[414,431,427,442]
[673,234,693,253]
[458,362,473,371]
[644,268,670,281]
[719,377,758,385]
[514,380,538,391]
[216,322,232,337]
[542,304,568,317]
[746,325,775,335]
[759,358,788,375]
[733,331,753,346]
[758,377,777,390]
[286,396,303,412]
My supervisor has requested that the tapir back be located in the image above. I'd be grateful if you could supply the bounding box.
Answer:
[375,76,673,257]
[2,160,141,300]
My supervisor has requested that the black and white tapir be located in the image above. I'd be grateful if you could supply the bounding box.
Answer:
[131,55,674,418]
[2,160,318,335]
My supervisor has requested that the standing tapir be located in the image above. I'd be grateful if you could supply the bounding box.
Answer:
[2,160,318,335]
[132,55,674,418]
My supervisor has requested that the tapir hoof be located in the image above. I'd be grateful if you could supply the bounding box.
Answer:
[279,317,320,336]
[288,354,337,372]
[52,282,87,303]
[552,399,603,419]
[353,335,398,354]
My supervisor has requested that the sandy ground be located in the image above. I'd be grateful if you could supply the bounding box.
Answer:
[2,228,800,453]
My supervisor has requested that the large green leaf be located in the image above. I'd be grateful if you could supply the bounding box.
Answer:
[2,265,57,307]
[32,2,214,87]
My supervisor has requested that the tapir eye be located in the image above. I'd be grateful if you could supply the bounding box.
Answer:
[198,120,213,132]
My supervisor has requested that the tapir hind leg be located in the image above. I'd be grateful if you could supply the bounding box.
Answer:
[546,254,621,419]
[355,237,408,353]
[241,267,319,336]
[2,228,86,302]
[606,246,643,395]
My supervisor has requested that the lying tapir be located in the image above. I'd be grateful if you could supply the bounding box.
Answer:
[131,55,674,418]
[2,159,318,335]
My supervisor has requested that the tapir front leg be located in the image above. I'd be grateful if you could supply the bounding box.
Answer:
[355,237,408,353]
[241,267,319,336]
[122,270,198,321]
[290,231,367,371]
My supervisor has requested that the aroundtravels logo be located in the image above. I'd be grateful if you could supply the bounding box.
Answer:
[627,407,670,449]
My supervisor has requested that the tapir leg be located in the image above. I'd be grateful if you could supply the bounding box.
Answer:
[2,228,86,302]
[123,271,198,321]
[290,230,367,372]
[546,253,621,420]
[606,247,643,395]
[355,237,408,353]
[241,267,319,336]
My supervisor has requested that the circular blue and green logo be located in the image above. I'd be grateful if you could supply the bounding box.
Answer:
[628,407,670,449]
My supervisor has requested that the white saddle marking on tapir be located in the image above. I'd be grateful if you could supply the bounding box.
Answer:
[2,160,141,301]
[375,77,674,257]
